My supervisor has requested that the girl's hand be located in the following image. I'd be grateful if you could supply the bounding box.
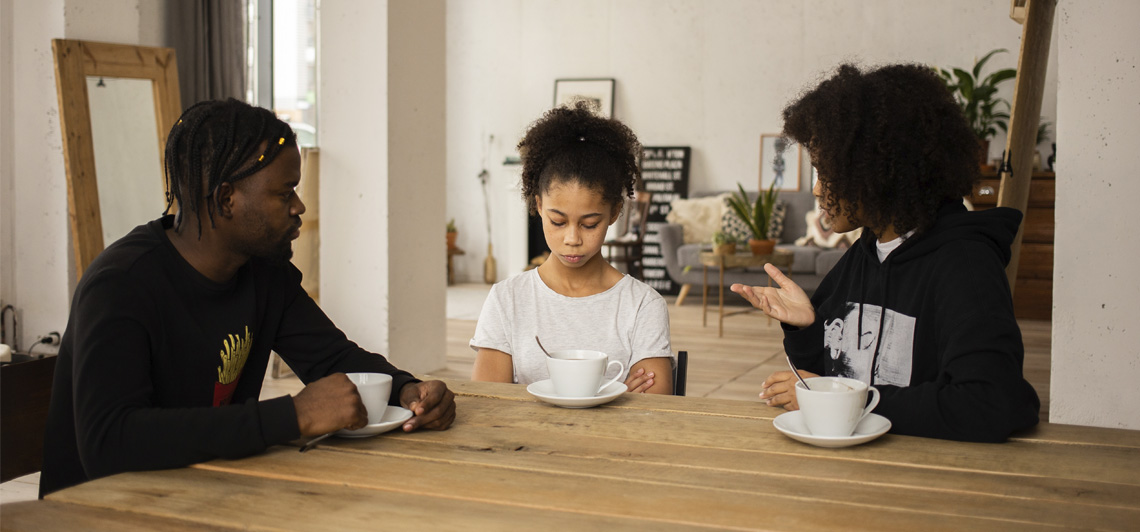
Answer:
[624,368,654,393]
[759,369,819,410]
[731,263,815,328]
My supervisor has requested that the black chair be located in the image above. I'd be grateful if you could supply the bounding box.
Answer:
[673,350,688,396]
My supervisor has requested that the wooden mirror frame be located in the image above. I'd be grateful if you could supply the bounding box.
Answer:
[51,39,181,280]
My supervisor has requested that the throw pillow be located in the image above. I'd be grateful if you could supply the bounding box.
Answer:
[719,199,787,242]
[795,206,862,248]
[719,209,752,243]
[767,201,787,241]
[667,194,730,244]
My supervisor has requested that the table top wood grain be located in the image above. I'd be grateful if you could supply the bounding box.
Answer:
[5,380,1138,531]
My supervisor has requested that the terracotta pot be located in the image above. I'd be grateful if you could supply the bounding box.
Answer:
[713,242,737,256]
[977,138,991,169]
[446,231,457,250]
[749,238,776,256]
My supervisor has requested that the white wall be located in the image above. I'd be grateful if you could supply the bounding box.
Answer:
[0,0,162,350]
[1051,1,1140,430]
[319,0,393,364]
[445,0,1057,282]
[319,0,447,374]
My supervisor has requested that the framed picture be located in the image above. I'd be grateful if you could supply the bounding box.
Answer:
[554,78,615,118]
[759,134,801,192]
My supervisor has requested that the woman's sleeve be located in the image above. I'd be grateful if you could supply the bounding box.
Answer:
[469,283,513,355]
[629,293,674,368]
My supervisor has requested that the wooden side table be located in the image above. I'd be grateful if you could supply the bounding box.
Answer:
[447,246,465,285]
[700,249,794,337]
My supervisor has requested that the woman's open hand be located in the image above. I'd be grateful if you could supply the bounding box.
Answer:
[731,263,815,328]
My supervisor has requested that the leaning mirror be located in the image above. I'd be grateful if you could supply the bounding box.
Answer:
[52,39,181,280]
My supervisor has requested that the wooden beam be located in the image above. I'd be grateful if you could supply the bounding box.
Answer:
[997,0,1056,293]
[1010,0,1028,24]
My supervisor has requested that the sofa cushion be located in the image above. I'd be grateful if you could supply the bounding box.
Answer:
[816,248,846,276]
[667,194,731,244]
[776,244,821,275]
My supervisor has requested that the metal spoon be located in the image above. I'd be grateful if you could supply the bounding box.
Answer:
[299,432,332,453]
[535,336,553,357]
[786,355,811,391]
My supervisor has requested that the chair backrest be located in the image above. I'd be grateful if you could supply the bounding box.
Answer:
[1,356,56,482]
[615,190,652,242]
[673,350,688,396]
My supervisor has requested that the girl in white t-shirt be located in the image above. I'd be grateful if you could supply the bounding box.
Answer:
[470,102,674,393]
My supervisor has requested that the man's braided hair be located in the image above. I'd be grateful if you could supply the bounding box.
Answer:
[164,98,297,236]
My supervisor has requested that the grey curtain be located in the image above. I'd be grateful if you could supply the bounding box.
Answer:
[166,0,246,110]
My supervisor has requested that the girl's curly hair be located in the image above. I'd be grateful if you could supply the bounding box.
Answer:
[782,63,980,235]
[518,101,641,215]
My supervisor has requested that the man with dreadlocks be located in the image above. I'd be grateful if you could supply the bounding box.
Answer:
[40,99,455,496]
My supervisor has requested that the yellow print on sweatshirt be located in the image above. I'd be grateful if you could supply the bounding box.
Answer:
[217,326,252,385]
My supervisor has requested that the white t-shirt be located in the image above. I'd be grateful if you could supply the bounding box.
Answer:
[470,269,673,386]
[876,230,917,262]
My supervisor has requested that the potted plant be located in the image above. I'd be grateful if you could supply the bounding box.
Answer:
[934,49,1018,168]
[725,181,779,256]
[446,218,458,250]
[711,230,737,256]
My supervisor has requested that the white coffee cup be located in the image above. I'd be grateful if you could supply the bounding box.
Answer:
[546,350,625,398]
[796,376,880,437]
[347,372,393,425]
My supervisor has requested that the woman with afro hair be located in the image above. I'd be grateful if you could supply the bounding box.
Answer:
[732,63,1039,442]
[470,102,674,394]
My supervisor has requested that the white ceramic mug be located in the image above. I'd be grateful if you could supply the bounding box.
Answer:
[347,372,393,425]
[546,350,625,398]
[796,376,880,437]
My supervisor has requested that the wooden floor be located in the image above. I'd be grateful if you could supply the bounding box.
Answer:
[429,293,1053,421]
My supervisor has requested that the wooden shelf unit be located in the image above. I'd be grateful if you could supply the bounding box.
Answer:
[970,170,1055,320]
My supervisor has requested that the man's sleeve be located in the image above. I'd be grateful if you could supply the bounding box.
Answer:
[271,266,420,404]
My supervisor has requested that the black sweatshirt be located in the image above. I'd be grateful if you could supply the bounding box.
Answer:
[784,202,1040,442]
[40,216,419,496]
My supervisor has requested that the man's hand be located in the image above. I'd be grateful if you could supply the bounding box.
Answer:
[731,263,816,328]
[398,380,456,432]
[293,373,368,437]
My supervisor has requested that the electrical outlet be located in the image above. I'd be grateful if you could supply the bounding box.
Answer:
[40,331,62,346]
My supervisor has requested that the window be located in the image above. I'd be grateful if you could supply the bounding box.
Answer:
[246,0,319,147]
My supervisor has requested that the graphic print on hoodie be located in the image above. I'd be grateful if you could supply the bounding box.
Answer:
[823,303,914,386]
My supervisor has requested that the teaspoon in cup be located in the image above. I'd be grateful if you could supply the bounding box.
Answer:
[786,355,811,391]
[535,336,553,358]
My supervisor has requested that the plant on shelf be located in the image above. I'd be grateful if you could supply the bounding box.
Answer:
[725,181,779,256]
[446,218,458,250]
[711,230,737,256]
[934,48,1017,166]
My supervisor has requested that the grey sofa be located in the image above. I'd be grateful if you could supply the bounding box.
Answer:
[659,189,846,305]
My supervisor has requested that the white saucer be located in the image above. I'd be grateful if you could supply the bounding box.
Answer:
[336,406,413,438]
[526,380,626,408]
[773,411,891,448]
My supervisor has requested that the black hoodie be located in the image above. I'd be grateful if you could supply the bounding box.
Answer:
[783,202,1040,442]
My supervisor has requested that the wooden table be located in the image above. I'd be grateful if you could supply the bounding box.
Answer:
[700,249,794,337]
[4,380,1139,530]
